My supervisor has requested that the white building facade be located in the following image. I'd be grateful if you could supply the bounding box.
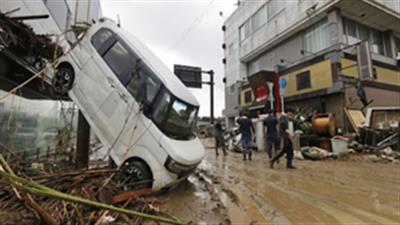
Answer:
[223,0,400,127]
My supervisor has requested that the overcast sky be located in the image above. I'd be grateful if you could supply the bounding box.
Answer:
[100,0,238,117]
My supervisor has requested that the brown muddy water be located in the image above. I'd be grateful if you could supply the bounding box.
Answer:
[159,138,400,225]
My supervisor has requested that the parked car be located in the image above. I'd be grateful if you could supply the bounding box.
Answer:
[50,18,205,190]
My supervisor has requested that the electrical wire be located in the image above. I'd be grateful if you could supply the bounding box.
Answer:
[170,0,216,50]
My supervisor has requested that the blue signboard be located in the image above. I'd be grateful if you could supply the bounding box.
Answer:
[279,78,287,89]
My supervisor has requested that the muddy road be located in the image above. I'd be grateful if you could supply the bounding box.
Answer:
[160,139,400,225]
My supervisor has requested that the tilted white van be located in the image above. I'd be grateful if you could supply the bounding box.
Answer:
[51,18,205,190]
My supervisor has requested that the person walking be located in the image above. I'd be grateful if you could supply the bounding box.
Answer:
[214,118,227,156]
[270,108,296,169]
[237,112,255,161]
[263,109,280,160]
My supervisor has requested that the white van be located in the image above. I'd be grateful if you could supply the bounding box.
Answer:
[51,18,205,190]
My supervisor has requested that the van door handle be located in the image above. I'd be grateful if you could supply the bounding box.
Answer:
[106,77,116,88]
[118,91,128,103]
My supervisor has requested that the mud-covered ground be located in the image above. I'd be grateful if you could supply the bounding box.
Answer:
[160,138,400,225]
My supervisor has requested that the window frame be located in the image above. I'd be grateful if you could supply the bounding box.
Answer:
[303,18,330,54]
[343,17,387,56]
[251,4,267,32]
[296,71,311,90]
[267,0,286,21]
[394,36,400,55]
[239,19,252,43]
[244,90,253,104]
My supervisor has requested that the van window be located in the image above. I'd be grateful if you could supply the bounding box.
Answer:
[153,90,171,125]
[126,63,161,105]
[103,41,134,85]
[165,99,198,138]
[91,29,114,52]
[92,29,161,108]
[152,89,198,140]
[141,66,161,104]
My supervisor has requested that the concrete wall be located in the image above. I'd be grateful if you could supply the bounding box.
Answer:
[224,83,241,117]
[238,0,335,60]
[0,0,102,37]
[282,60,334,97]
[249,33,305,74]
[341,58,400,86]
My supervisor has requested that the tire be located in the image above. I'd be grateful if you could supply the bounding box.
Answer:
[52,65,74,95]
[114,160,153,190]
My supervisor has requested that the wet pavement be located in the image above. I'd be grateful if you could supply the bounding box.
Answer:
[160,138,400,225]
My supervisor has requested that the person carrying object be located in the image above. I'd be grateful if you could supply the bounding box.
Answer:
[214,118,227,156]
[263,109,280,160]
[237,111,255,161]
[270,108,296,169]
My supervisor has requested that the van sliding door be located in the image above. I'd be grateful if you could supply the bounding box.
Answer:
[94,33,141,147]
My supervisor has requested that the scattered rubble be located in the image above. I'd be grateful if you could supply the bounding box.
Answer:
[0,11,62,62]
[0,153,186,225]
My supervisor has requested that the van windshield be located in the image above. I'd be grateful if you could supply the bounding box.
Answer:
[152,90,198,140]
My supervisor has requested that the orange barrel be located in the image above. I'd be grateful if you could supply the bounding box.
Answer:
[312,113,337,137]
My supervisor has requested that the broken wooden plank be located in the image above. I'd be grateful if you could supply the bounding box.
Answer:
[112,188,153,204]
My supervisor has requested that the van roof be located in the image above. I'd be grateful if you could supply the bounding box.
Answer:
[94,19,200,107]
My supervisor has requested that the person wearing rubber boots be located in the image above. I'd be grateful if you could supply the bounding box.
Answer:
[214,118,227,156]
[263,109,280,160]
[270,108,296,169]
[237,111,255,161]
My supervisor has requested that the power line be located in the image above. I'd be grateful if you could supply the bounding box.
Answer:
[171,0,216,50]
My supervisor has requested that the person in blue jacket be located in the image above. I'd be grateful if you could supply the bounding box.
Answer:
[263,109,280,160]
[237,111,255,161]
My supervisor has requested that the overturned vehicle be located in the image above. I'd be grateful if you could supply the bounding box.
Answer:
[48,18,205,190]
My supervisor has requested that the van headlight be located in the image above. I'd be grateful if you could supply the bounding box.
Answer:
[164,156,197,175]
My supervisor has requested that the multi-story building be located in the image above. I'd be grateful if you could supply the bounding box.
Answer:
[223,0,400,131]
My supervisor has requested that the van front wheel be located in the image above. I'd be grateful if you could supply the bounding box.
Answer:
[114,160,153,190]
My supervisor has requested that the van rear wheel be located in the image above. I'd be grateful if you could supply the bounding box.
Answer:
[114,160,153,190]
[53,65,74,95]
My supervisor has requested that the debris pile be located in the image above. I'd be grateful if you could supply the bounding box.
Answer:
[0,154,186,225]
[0,11,62,61]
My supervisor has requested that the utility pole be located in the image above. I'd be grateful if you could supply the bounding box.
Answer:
[76,110,90,169]
[202,70,215,124]
[173,65,215,124]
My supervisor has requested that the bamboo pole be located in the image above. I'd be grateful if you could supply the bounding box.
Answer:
[0,170,187,225]
[0,154,58,225]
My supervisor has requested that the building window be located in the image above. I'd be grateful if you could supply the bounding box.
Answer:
[296,71,311,90]
[304,18,330,54]
[239,19,252,42]
[267,0,285,20]
[343,17,386,56]
[244,90,252,103]
[394,36,400,56]
[252,5,267,31]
